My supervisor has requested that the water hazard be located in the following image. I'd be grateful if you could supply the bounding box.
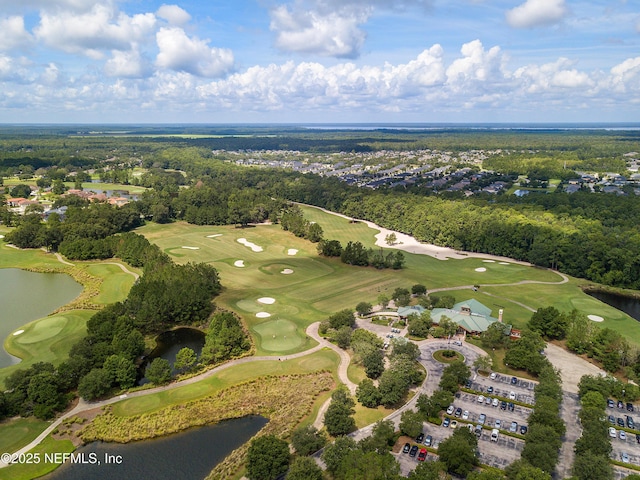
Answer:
[44,415,268,480]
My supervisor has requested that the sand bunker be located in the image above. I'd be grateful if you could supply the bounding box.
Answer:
[287,249,298,256]
[258,297,276,305]
[0,235,4,239]
[588,314,604,322]
[234,260,245,267]
[182,246,199,250]
[238,238,263,252]
[499,262,510,265]
[281,269,294,274]
[475,267,487,272]
[483,260,495,263]
[256,312,272,318]
[206,234,223,238]
[13,329,24,336]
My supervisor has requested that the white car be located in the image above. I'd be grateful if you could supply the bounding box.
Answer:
[477,395,485,403]
[462,410,469,420]
[492,398,499,407]
[620,430,627,440]
[495,419,501,429]
[446,405,455,415]
[509,391,516,400]
[609,427,617,438]
[490,372,497,380]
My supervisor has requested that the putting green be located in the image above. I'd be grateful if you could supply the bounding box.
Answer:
[15,316,67,344]
[253,319,303,352]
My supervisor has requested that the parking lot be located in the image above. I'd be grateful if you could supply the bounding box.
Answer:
[608,401,640,471]
[449,391,532,431]
[469,372,536,406]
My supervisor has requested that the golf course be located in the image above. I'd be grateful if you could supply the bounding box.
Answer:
[2,205,640,479]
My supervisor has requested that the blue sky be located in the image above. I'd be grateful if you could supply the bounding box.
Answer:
[0,0,639,123]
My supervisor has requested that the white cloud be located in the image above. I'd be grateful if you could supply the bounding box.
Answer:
[0,0,102,12]
[104,48,150,78]
[155,27,234,77]
[609,56,640,93]
[506,0,567,29]
[513,58,593,94]
[34,4,156,59]
[0,16,32,51]
[156,4,191,26]
[270,5,368,58]
[446,40,505,86]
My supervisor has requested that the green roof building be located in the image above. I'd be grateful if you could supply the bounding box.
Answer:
[431,299,501,335]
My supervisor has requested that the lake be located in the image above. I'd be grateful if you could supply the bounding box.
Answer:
[44,415,268,480]
[0,268,82,368]
[586,290,640,322]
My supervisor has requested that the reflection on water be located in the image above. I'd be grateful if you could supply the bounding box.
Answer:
[44,416,268,480]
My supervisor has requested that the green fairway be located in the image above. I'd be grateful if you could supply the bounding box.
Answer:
[85,263,137,304]
[0,436,74,480]
[0,417,50,454]
[1,310,94,387]
[111,349,340,417]
[136,213,617,354]
[253,318,303,352]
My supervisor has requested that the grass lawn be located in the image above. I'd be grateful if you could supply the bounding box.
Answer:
[466,338,538,381]
[0,436,75,480]
[111,349,340,417]
[1,310,94,387]
[353,403,394,429]
[0,417,50,454]
[85,263,137,304]
[433,350,465,363]
[347,362,367,385]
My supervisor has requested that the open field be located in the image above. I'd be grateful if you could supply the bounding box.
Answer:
[0,417,50,455]
[137,210,634,346]
[85,263,137,304]
[0,436,75,480]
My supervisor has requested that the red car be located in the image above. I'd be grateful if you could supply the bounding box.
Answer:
[418,448,427,461]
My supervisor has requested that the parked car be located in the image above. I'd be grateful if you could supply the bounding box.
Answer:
[608,398,615,408]
[508,402,515,412]
[402,443,411,454]
[509,421,518,433]
[620,430,627,440]
[475,424,483,436]
[409,445,419,457]
[636,433,640,444]
[443,417,450,428]
[418,449,427,461]
[495,419,501,429]
[478,414,486,425]
[477,395,485,403]
[627,416,635,429]
[491,428,499,442]
[450,420,458,429]
[485,396,492,405]
[622,452,630,463]
[416,433,425,443]
[453,340,462,346]
[618,400,625,409]
[446,405,455,415]
[487,386,494,394]
[627,403,635,412]
[490,372,497,380]
[455,407,462,418]
[617,417,625,427]
[609,427,617,438]
[424,435,433,447]
[608,415,615,424]
[500,401,507,410]
[520,425,528,435]
[465,379,472,388]
[462,410,469,420]
[492,398,499,407]
[511,376,518,385]
[509,391,516,400]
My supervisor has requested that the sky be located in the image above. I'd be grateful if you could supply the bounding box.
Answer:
[0,0,639,124]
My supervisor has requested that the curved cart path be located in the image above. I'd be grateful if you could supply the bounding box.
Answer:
[0,322,354,468]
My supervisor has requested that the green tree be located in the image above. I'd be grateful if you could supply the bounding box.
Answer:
[437,427,478,477]
[505,460,551,480]
[10,184,32,198]
[356,378,382,408]
[322,436,357,474]
[399,409,424,438]
[571,454,613,480]
[355,302,373,316]
[307,222,324,243]
[325,389,356,436]
[335,450,401,480]
[174,347,197,372]
[102,354,136,389]
[411,284,427,296]
[408,312,431,338]
[290,425,327,456]
[77,368,112,400]
[407,460,449,479]
[145,358,172,385]
[286,456,323,480]
[473,355,493,373]
[246,435,290,480]
[385,232,397,245]
[467,469,506,480]
[391,287,411,307]
[377,294,390,309]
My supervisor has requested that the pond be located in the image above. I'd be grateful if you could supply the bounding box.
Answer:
[586,290,640,322]
[138,327,206,385]
[0,268,82,368]
[44,415,268,480]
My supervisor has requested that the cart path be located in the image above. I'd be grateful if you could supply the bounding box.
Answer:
[0,322,354,468]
